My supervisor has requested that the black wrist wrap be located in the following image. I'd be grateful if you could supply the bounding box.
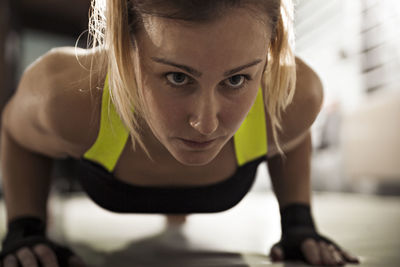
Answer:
[6,217,46,240]
[1,216,46,256]
[275,203,343,262]
[0,216,74,267]
[280,203,316,233]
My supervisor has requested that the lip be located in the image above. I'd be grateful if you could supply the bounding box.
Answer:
[178,138,217,150]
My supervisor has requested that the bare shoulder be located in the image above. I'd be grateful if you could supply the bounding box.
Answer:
[44,47,107,158]
[3,47,106,158]
[289,57,324,129]
[267,56,323,155]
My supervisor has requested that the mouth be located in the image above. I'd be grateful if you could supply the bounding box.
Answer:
[178,138,217,150]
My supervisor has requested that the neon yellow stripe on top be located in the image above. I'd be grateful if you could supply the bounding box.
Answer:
[83,74,129,172]
[233,88,268,166]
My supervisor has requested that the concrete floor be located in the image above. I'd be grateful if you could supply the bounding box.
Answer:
[1,190,399,267]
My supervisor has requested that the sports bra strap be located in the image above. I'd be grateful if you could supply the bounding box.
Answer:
[83,74,129,172]
[234,88,268,166]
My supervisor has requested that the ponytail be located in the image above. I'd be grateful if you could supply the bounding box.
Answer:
[262,0,296,156]
[106,0,149,154]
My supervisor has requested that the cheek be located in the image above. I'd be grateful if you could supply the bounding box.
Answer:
[143,87,187,133]
[221,88,260,133]
[220,105,243,131]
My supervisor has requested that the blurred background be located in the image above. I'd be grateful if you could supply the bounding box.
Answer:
[296,0,400,196]
[0,0,399,266]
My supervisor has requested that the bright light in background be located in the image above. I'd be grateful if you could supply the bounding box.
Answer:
[295,0,364,111]
[295,0,400,194]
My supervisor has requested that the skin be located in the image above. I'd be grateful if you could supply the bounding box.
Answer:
[0,7,360,267]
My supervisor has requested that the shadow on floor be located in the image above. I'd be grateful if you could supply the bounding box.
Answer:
[68,226,305,267]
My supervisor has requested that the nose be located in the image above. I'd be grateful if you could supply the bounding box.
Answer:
[189,94,219,136]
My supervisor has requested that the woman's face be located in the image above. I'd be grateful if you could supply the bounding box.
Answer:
[134,8,271,166]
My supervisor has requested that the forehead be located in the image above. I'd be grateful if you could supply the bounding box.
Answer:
[136,8,271,64]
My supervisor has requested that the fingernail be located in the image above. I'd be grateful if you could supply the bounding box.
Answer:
[349,255,359,262]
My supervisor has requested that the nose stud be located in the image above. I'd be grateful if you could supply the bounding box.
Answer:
[189,119,200,128]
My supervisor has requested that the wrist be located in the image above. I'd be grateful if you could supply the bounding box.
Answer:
[1,217,52,260]
[4,216,46,246]
[280,203,316,233]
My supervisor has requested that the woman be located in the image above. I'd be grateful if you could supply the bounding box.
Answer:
[0,0,360,266]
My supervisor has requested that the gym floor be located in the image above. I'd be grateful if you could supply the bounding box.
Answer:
[1,187,399,267]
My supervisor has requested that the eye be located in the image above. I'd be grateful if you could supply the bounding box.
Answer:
[223,75,250,89]
[166,72,189,86]
[226,75,244,87]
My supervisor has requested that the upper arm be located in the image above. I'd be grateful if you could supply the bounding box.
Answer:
[2,49,69,158]
[270,57,323,154]
[2,48,102,158]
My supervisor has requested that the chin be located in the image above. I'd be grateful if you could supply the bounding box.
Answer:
[172,150,219,166]
[164,137,225,166]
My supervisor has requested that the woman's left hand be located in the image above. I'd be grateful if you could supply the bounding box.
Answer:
[269,227,360,265]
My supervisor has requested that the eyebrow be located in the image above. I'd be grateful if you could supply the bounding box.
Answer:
[151,57,262,78]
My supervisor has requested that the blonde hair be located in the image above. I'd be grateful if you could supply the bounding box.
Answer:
[263,0,296,155]
[87,0,296,156]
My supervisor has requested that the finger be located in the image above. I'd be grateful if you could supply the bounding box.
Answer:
[328,244,345,266]
[270,245,284,262]
[301,238,322,265]
[3,254,18,267]
[16,247,39,267]
[33,244,59,267]
[340,250,360,264]
[68,256,86,267]
[319,241,336,265]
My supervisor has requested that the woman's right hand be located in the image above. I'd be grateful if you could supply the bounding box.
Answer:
[0,217,86,267]
[1,242,86,267]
